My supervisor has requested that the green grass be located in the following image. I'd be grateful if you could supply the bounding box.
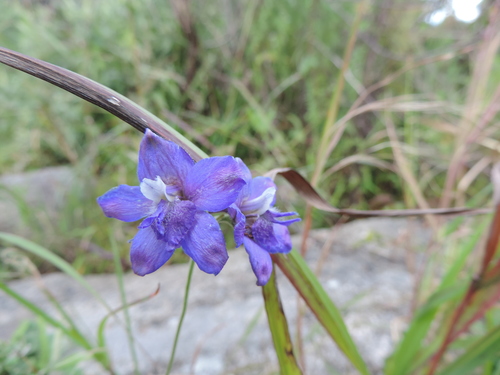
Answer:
[0,0,497,272]
[1,1,500,373]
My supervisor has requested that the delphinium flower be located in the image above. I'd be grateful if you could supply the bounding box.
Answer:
[97,130,246,276]
[228,160,300,286]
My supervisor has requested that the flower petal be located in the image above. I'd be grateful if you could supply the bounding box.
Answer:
[265,209,301,226]
[149,200,197,249]
[243,237,273,286]
[247,176,277,202]
[130,226,175,276]
[180,211,228,275]
[184,156,246,212]
[137,129,195,186]
[235,176,277,213]
[235,157,253,182]
[97,185,156,222]
[228,204,246,247]
[240,186,276,216]
[252,216,293,253]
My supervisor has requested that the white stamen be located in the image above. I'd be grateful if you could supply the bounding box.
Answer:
[140,176,167,203]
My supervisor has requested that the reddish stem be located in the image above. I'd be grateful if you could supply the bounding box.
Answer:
[449,284,500,342]
[426,283,478,375]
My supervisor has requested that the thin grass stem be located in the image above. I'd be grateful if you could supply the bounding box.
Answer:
[165,260,195,375]
[109,232,140,375]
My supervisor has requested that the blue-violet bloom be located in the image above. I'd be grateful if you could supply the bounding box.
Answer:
[97,130,246,276]
[228,160,300,286]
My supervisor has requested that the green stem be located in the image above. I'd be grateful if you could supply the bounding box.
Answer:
[262,265,302,375]
[165,260,195,375]
[110,232,140,375]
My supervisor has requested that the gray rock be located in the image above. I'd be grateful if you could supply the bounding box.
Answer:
[0,166,77,233]
[0,218,429,375]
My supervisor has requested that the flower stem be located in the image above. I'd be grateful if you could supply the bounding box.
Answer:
[109,232,140,375]
[165,260,195,375]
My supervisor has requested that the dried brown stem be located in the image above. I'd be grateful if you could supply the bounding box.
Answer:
[0,46,205,162]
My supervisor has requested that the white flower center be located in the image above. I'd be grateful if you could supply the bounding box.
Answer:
[140,176,178,203]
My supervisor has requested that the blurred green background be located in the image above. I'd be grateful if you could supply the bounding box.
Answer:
[0,0,498,275]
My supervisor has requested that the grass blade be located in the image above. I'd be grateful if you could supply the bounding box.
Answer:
[165,260,194,375]
[109,232,139,375]
[0,281,90,350]
[262,266,302,375]
[272,250,370,375]
[437,325,500,375]
[385,218,487,375]
[96,284,160,371]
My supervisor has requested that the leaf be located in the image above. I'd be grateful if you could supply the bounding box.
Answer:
[262,266,302,375]
[385,218,487,375]
[437,325,500,375]
[0,282,90,350]
[272,250,370,375]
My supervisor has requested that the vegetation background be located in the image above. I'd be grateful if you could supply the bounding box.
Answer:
[1,0,500,374]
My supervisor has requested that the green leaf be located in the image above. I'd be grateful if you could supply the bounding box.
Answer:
[437,325,500,375]
[0,233,115,370]
[0,282,90,350]
[51,349,105,372]
[273,250,370,375]
[262,266,302,375]
[385,219,486,375]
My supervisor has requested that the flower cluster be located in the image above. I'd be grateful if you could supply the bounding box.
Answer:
[97,130,299,285]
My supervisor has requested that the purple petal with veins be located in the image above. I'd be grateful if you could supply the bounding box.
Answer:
[243,237,273,286]
[130,226,176,276]
[252,216,293,254]
[97,185,156,222]
[184,156,246,212]
[228,205,246,247]
[181,211,228,275]
[137,129,194,186]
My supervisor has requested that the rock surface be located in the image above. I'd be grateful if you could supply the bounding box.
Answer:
[0,217,430,375]
[0,166,77,234]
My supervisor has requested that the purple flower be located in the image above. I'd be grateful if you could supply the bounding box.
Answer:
[228,160,300,286]
[97,130,246,276]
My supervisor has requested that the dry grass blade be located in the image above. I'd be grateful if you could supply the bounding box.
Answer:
[440,3,500,207]
[457,156,491,201]
[349,43,476,114]
[266,168,490,217]
[323,153,395,179]
[325,97,448,161]
[384,113,437,228]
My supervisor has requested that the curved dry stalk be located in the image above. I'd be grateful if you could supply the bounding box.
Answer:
[0,46,206,162]
[323,153,395,179]
[325,97,448,161]
[265,167,490,217]
[440,4,500,208]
